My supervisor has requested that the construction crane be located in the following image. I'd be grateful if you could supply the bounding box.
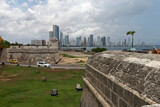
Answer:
[152,46,160,54]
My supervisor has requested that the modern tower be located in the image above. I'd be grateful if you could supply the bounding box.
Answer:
[76,36,82,46]
[90,34,93,46]
[64,35,69,46]
[128,38,131,46]
[53,25,59,40]
[101,36,106,46]
[107,37,111,46]
[83,37,87,47]
[60,32,63,46]
[97,36,101,46]
[49,31,54,41]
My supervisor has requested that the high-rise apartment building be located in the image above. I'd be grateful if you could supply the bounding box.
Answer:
[76,36,82,46]
[87,37,90,46]
[60,32,63,47]
[124,39,127,46]
[90,34,93,46]
[83,37,87,47]
[53,25,59,40]
[128,38,131,46]
[101,37,106,46]
[49,31,54,41]
[96,36,101,46]
[107,37,111,46]
[64,35,69,46]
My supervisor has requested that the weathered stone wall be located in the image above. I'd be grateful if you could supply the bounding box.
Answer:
[0,48,9,62]
[0,49,2,59]
[81,51,160,107]
[0,37,60,64]
[0,46,60,64]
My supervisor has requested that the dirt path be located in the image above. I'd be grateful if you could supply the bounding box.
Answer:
[58,51,92,65]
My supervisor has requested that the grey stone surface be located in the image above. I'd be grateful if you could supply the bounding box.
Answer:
[81,51,159,107]
[80,84,103,107]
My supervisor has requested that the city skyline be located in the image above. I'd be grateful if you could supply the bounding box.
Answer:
[0,0,160,45]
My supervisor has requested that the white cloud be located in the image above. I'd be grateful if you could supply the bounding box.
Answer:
[28,0,33,2]
[22,2,28,7]
[0,0,155,43]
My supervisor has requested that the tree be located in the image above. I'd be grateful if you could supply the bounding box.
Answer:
[126,31,136,48]
[0,40,10,48]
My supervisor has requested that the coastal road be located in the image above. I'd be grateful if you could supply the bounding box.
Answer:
[2,62,85,69]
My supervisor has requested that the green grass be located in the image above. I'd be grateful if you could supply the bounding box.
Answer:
[76,60,85,64]
[60,54,77,58]
[0,65,85,107]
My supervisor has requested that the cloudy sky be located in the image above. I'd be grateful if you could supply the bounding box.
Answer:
[0,0,160,44]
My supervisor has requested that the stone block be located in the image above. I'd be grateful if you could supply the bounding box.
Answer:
[150,87,160,103]
[123,89,134,106]
[104,86,111,100]
[104,77,113,90]
[112,83,124,98]
[111,92,118,107]
[133,95,149,107]
[119,98,130,107]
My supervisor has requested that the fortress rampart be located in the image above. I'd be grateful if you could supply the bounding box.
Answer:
[0,38,60,64]
[81,51,160,107]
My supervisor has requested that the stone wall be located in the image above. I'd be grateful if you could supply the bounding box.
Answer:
[0,46,60,64]
[81,51,160,107]
[0,37,60,64]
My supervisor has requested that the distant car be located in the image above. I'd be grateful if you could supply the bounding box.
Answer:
[37,62,51,68]
[10,59,18,63]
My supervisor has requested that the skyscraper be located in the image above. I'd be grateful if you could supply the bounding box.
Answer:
[90,34,93,46]
[60,32,63,47]
[83,37,87,47]
[101,37,106,46]
[107,37,111,46]
[128,38,131,46]
[64,35,69,46]
[96,36,101,46]
[87,37,90,46]
[124,39,127,46]
[49,31,54,41]
[53,25,59,40]
[76,36,82,46]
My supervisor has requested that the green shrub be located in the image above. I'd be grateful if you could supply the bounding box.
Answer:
[91,47,107,53]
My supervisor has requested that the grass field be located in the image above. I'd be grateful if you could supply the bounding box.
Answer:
[0,65,85,107]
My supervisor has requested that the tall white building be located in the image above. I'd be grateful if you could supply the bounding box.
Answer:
[49,31,54,41]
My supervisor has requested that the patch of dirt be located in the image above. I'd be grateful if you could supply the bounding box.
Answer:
[0,74,19,81]
[58,51,89,65]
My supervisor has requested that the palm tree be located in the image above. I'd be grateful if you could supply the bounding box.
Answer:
[126,31,136,48]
